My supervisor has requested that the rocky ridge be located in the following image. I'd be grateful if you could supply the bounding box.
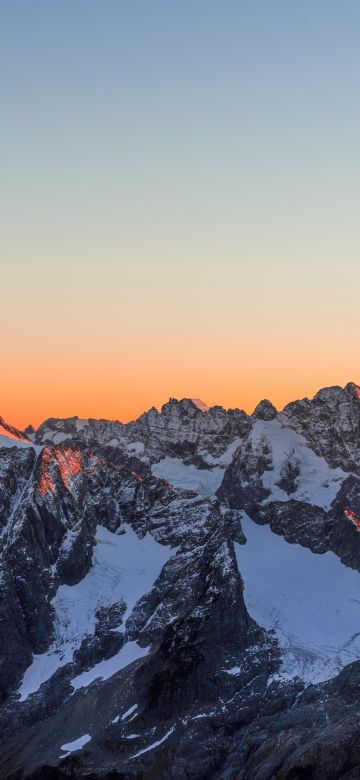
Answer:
[0,386,360,778]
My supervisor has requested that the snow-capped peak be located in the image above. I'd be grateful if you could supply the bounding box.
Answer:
[190,398,210,413]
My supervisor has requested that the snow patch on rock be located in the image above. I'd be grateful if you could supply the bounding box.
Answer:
[130,726,175,758]
[41,431,71,444]
[121,704,138,721]
[75,419,89,432]
[151,457,224,497]
[60,733,91,758]
[71,641,149,690]
[252,419,347,510]
[199,437,242,467]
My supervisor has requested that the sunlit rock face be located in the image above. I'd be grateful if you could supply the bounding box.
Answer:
[1,384,360,779]
[190,397,210,413]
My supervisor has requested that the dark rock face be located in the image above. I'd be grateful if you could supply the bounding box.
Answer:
[252,399,278,421]
[255,499,331,552]
[0,447,36,529]
[1,384,360,778]
[217,434,272,510]
[280,382,360,473]
[23,426,35,438]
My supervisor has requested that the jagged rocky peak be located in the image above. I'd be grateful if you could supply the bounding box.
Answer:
[34,415,125,447]
[283,381,360,413]
[128,398,252,462]
[137,397,250,435]
[36,415,88,437]
[160,397,211,414]
[313,384,345,406]
[312,381,360,405]
[280,381,360,473]
[161,397,208,416]
[345,381,360,400]
[252,398,277,421]
[23,424,35,438]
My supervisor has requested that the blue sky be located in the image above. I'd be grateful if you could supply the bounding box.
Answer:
[1,1,359,425]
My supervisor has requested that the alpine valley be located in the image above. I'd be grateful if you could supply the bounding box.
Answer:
[2,384,360,779]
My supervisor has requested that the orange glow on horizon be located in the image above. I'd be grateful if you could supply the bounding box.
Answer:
[2,367,359,432]
[1,1,359,444]
[2,308,359,432]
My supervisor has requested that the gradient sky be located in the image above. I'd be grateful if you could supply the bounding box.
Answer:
[1,1,359,429]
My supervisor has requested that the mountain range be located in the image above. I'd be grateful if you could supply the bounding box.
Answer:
[1,383,360,778]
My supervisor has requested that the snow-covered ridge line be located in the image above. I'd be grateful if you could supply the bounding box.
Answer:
[0,416,30,441]
[0,420,38,450]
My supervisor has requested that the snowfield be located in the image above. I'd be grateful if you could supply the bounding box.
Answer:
[252,419,347,510]
[152,457,225,497]
[236,513,360,684]
[151,438,243,498]
[19,524,175,700]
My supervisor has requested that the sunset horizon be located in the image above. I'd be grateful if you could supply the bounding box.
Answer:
[2,2,359,433]
[3,375,360,431]
[2,4,360,776]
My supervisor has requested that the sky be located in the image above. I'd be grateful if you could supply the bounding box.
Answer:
[1,0,359,429]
